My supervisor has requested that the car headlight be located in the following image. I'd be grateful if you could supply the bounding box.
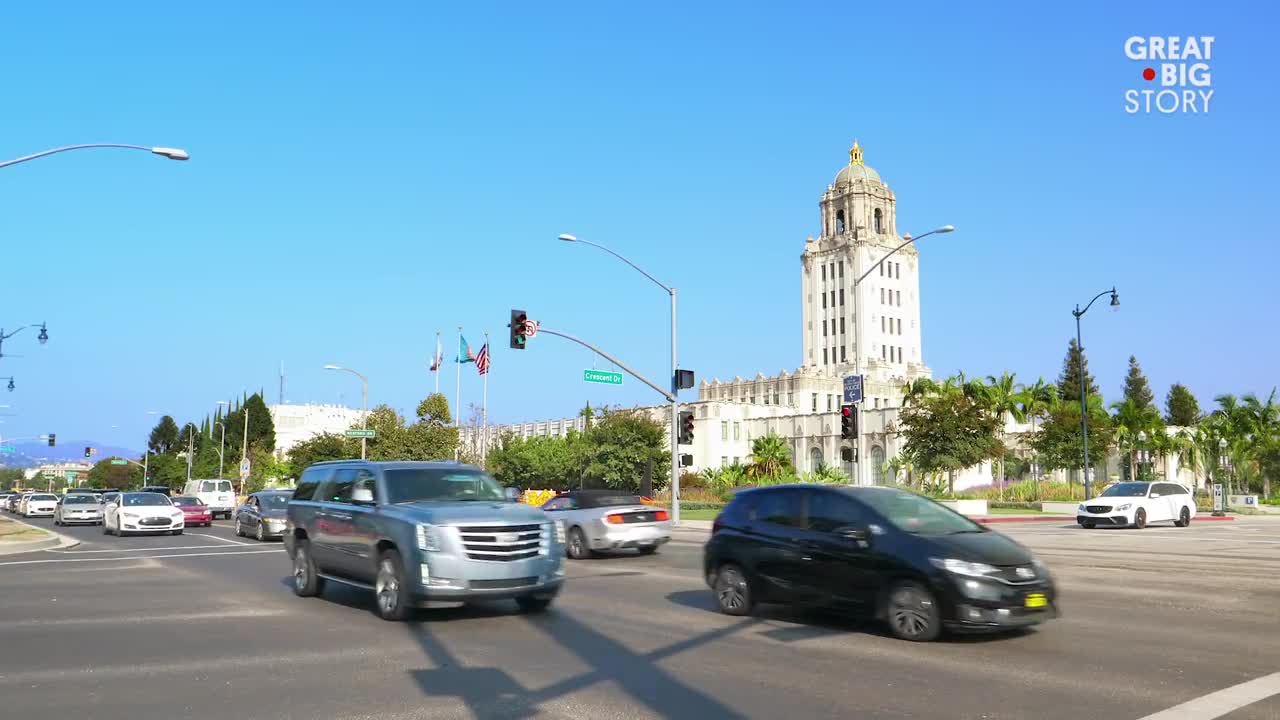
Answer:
[555,520,566,544]
[416,523,442,552]
[122,512,139,519]
[1078,504,1086,512]
[1116,503,1132,511]
[930,557,1000,578]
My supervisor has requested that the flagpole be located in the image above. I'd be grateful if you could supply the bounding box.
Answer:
[455,327,463,429]
[482,332,489,464]
[434,331,441,395]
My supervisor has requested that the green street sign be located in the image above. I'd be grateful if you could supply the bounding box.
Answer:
[110,459,128,466]
[345,429,376,439]
[583,369,624,386]
[65,472,77,481]
[0,445,14,454]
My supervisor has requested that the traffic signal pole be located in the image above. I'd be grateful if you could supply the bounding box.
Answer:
[669,288,679,526]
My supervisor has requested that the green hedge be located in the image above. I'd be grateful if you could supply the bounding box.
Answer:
[664,501,725,511]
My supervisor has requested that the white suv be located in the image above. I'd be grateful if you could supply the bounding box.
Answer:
[182,479,237,519]
[1077,481,1196,529]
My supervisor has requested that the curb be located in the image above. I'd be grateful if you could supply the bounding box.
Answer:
[975,516,1069,524]
[0,516,81,555]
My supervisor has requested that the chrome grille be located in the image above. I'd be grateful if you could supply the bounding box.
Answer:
[456,523,544,562]
[1086,505,1111,514]
[470,577,537,590]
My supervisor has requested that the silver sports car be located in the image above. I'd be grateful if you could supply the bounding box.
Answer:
[539,490,672,559]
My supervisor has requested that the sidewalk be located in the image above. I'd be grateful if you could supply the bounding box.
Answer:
[0,515,80,555]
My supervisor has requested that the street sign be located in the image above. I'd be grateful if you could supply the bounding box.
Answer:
[843,374,864,404]
[1213,483,1224,513]
[345,429,376,439]
[0,445,14,454]
[523,319,539,338]
[240,458,252,480]
[110,459,128,466]
[583,369,624,386]
[65,472,77,482]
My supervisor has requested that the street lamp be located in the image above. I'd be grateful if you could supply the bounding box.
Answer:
[0,322,49,359]
[215,401,230,479]
[1072,287,1119,499]
[1215,437,1231,516]
[324,365,369,460]
[0,144,189,170]
[1136,430,1151,481]
[850,225,954,487]
[559,233,683,523]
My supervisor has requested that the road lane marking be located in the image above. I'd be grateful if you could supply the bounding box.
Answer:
[0,549,280,566]
[0,607,286,630]
[50,543,261,554]
[188,532,253,545]
[1138,671,1280,719]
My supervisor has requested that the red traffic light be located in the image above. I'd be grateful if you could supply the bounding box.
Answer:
[841,406,852,417]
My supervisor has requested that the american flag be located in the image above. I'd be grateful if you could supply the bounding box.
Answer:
[475,342,490,376]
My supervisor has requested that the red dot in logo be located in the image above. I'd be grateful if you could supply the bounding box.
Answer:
[1142,67,1156,81]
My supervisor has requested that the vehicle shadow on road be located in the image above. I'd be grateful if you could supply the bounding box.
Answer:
[402,601,760,718]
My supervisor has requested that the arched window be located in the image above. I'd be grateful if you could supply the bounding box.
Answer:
[835,209,846,235]
[809,446,824,471]
[870,446,886,485]
[874,208,883,234]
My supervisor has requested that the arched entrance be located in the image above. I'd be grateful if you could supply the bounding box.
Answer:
[809,446,824,472]
[870,446,886,485]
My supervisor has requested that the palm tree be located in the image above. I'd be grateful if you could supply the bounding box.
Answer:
[746,433,793,482]
[1242,391,1278,498]
[1020,378,1057,488]
[1111,398,1165,481]
[987,372,1029,499]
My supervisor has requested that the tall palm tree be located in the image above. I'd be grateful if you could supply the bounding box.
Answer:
[1111,398,1165,481]
[1019,378,1056,497]
[987,372,1029,499]
[1242,390,1279,498]
[747,433,793,481]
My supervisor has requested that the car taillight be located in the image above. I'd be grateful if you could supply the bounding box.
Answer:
[605,514,625,525]
[712,518,723,534]
[654,510,670,521]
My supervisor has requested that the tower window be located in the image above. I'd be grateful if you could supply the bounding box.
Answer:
[823,349,828,364]
[874,208,883,234]
[896,290,901,306]
[838,261,844,278]
[879,263,884,277]
[821,265,826,281]
[839,288,844,305]
[840,346,847,363]
[823,321,827,337]
[822,293,827,309]
[840,317,845,334]
[830,290,835,307]
[895,262,901,278]
[836,210,846,235]
[881,316,885,332]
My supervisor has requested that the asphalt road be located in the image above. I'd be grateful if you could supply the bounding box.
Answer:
[2,512,1278,720]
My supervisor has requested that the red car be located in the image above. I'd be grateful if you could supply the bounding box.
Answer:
[172,496,213,527]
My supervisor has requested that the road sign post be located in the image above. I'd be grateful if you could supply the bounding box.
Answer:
[843,374,864,404]
[344,429,377,439]
[1212,483,1224,516]
[583,369,624,386]
[110,459,128,466]
[239,458,252,480]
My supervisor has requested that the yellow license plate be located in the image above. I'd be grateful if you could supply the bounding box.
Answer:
[1024,593,1048,609]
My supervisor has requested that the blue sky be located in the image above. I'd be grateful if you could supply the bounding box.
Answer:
[1,1,1276,450]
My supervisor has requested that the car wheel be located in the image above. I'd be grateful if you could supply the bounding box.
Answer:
[1082,521,1096,529]
[1134,508,1147,530]
[713,563,754,616]
[886,581,943,642]
[567,528,591,560]
[102,521,112,535]
[1176,506,1191,527]
[291,540,324,597]
[516,595,554,613]
[256,523,266,542]
[234,520,245,537]
[54,518,61,526]
[374,549,411,621]
[637,545,659,556]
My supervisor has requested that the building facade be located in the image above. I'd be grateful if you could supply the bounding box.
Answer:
[268,403,367,460]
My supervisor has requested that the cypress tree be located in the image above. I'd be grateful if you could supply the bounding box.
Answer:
[1056,338,1099,403]
[1122,355,1155,410]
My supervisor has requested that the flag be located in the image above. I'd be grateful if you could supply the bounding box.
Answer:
[476,343,490,376]
[458,335,476,363]
[429,334,443,372]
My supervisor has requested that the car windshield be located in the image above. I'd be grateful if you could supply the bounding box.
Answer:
[173,497,204,507]
[384,468,506,504]
[62,495,97,505]
[122,493,172,507]
[857,489,983,535]
[259,495,289,510]
[1101,482,1150,498]
[32,494,57,501]
[200,481,234,493]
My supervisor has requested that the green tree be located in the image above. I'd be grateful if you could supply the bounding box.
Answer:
[87,458,144,489]
[581,408,667,492]
[225,393,276,457]
[288,433,357,470]
[898,375,1002,495]
[487,434,580,490]
[1122,355,1156,411]
[1056,338,1099,406]
[1111,397,1165,481]
[1020,377,1058,484]
[1165,383,1201,427]
[0,468,27,491]
[1031,396,1114,486]
[746,433,793,481]
[148,415,180,454]
[147,453,187,488]
[986,371,1029,497]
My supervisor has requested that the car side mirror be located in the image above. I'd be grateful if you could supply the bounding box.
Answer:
[835,525,871,546]
[505,487,520,502]
[351,487,375,505]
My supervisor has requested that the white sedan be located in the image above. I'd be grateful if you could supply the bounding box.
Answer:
[103,492,186,537]
[23,493,58,517]
[1077,481,1196,529]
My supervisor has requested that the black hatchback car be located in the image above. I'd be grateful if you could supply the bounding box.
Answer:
[704,485,1057,641]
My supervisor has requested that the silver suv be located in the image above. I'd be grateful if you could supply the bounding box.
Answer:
[284,461,566,620]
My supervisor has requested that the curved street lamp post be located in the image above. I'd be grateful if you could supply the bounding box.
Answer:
[1,144,188,170]
[1072,287,1120,499]
[325,366,369,460]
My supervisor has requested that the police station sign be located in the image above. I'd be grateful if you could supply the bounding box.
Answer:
[1123,36,1215,114]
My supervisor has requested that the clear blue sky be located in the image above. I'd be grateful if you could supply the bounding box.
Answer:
[1,1,1277,450]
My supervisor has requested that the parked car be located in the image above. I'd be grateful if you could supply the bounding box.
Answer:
[540,490,671,559]
[12,492,34,514]
[181,479,237,519]
[99,492,120,508]
[1076,481,1196,529]
[102,492,185,536]
[23,493,58,518]
[171,496,213,527]
[234,491,291,541]
[0,493,12,511]
[139,486,173,497]
[284,461,565,621]
[704,484,1058,642]
[54,494,104,525]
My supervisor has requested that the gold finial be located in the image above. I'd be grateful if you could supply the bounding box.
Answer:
[849,139,864,166]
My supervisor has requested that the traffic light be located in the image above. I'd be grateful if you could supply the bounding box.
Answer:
[840,405,856,439]
[678,410,694,445]
[675,369,695,390]
[47,434,56,447]
[680,454,693,467]
[509,309,528,350]
[84,446,92,458]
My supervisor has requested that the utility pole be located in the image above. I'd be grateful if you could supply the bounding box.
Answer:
[240,405,250,497]
[185,425,195,483]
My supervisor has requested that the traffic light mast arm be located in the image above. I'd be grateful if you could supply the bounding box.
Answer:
[534,326,676,403]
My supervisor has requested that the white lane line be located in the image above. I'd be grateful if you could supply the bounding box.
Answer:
[187,532,253,546]
[0,549,280,566]
[50,544,259,554]
[0,607,285,630]
[1138,671,1280,719]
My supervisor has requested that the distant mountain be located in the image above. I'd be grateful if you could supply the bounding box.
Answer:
[0,440,143,469]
